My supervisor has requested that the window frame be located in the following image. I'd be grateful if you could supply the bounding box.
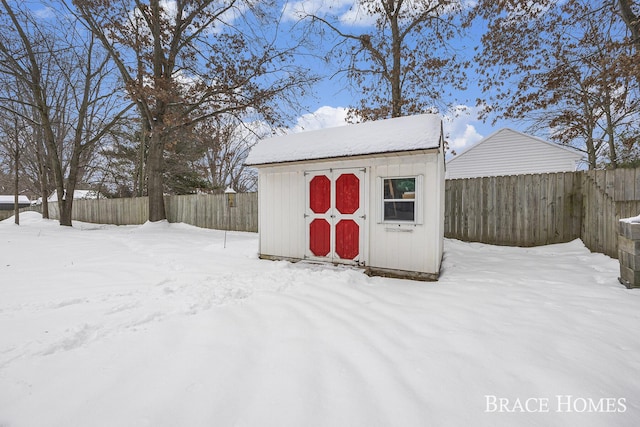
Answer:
[379,175,423,224]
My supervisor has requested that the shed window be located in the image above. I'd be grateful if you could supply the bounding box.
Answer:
[383,177,416,222]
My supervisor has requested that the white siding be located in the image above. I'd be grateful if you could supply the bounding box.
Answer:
[256,150,444,277]
[257,168,305,259]
[368,153,443,274]
[446,128,584,179]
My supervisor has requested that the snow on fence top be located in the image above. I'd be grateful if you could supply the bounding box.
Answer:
[245,113,442,166]
[48,190,104,201]
[621,214,640,223]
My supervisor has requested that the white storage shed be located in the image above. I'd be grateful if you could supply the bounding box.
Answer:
[245,114,446,281]
[446,128,584,179]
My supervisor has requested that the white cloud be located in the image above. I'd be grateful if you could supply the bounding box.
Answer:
[337,1,378,26]
[125,0,242,41]
[283,0,344,21]
[282,0,463,26]
[33,7,56,19]
[285,105,485,158]
[290,106,351,132]
[450,124,483,150]
[443,105,484,156]
[282,0,375,27]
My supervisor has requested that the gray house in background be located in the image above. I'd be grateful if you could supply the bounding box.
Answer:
[446,128,585,179]
[0,195,30,211]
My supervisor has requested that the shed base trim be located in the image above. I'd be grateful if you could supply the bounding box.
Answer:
[364,266,439,282]
[258,254,439,282]
[259,254,305,264]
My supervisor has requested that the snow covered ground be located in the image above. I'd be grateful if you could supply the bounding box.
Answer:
[1,212,639,427]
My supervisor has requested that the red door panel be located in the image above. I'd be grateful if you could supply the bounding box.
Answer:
[309,218,331,257]
[335,173,360,214]
[335,219,359,260]
[309,175,331,214]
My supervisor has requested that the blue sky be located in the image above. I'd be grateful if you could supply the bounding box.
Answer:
[23,0,527,155]
[276,0,528,156]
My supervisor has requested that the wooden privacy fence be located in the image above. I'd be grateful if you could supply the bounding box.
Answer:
[165,193,257,232]
[445,172,582,248]
[0,211,14,221]
[44,192,258,232]
[581,170,640,258]
[10,168,640,259]
[445,168,640,259]
[0,205,40,221]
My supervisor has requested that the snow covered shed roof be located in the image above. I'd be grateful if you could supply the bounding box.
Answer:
[245,114,443,166]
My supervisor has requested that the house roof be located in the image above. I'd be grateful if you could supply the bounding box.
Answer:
[0,195,30,203]
[446,128,585,179]
[450,128,584,163]
[245,113,442,166]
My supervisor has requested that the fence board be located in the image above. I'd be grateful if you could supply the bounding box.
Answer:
[624,168,636,201]
[563,173,573,242]
[606,169,616,198]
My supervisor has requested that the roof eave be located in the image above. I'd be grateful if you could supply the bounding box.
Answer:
[245,147,441,168]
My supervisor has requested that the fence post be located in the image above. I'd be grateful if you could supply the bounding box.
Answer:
[618,217,640,288]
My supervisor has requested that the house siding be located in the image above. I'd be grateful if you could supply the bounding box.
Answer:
[446,128,584,179]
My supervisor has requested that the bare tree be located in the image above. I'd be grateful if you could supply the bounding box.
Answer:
[91,119,142,198]
[195,116,263,193]
[468,0,640,168]
[0,43,54,216]
[73,0,314,221]
[292,0,467,120]
[0,114,27,224]
[617,0,640,52]
[0,1,134,225]
[9,117,23,224]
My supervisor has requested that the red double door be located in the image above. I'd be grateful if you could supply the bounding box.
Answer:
[305,169,366,265]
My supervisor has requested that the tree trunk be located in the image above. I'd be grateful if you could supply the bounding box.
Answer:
[602,91,618,168]
[39,163,49,219]
[390,12,402,118]
[584,134,597,169]
[137,119,147,197]
[49,127,68,225]
[59,179,77,227]
[144,0,167,222]
[618,0,640,51]
[34,123,50,218]
[606,122,618,168]
[618,0,640,86]
[147,132,166,221]
[59,199,73,226]
[13,125,19,225]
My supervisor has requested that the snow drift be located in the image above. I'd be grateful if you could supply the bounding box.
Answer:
[1,212,639,426]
